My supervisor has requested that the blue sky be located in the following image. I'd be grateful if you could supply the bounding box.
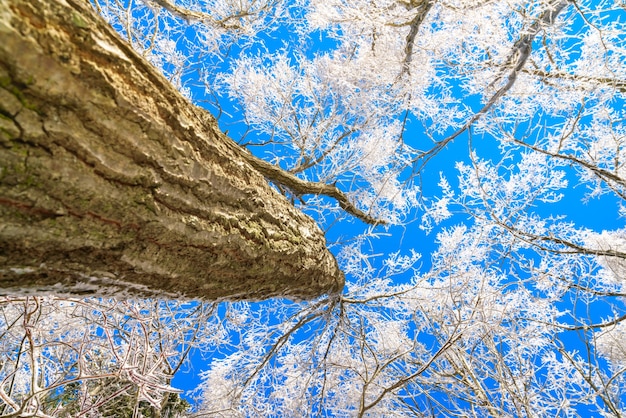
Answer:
[97,0,626,413]
[173,80,624,413]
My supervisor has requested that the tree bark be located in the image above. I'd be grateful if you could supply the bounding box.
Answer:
[0,0,344,299]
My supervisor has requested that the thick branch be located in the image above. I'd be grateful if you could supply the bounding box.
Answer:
[401,0,433,76]
[412,0,570,167]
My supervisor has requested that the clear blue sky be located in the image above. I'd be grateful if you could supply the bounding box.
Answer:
[140,2,626,413]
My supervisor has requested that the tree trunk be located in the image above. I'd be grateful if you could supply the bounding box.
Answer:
[0,0,344,299]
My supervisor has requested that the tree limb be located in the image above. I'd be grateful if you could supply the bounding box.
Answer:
[243,152,385,225]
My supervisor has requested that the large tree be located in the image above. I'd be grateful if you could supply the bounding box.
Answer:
[1,0,626,416]
[0,0,360,300]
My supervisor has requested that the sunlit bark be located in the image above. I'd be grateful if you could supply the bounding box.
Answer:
[0,0,343,299]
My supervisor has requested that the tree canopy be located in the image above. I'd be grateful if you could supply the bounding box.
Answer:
[1,0,626,416]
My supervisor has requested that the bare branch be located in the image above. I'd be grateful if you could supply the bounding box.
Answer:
[242,151,386,225]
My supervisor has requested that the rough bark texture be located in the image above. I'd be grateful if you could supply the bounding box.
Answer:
[0,0,344,299]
